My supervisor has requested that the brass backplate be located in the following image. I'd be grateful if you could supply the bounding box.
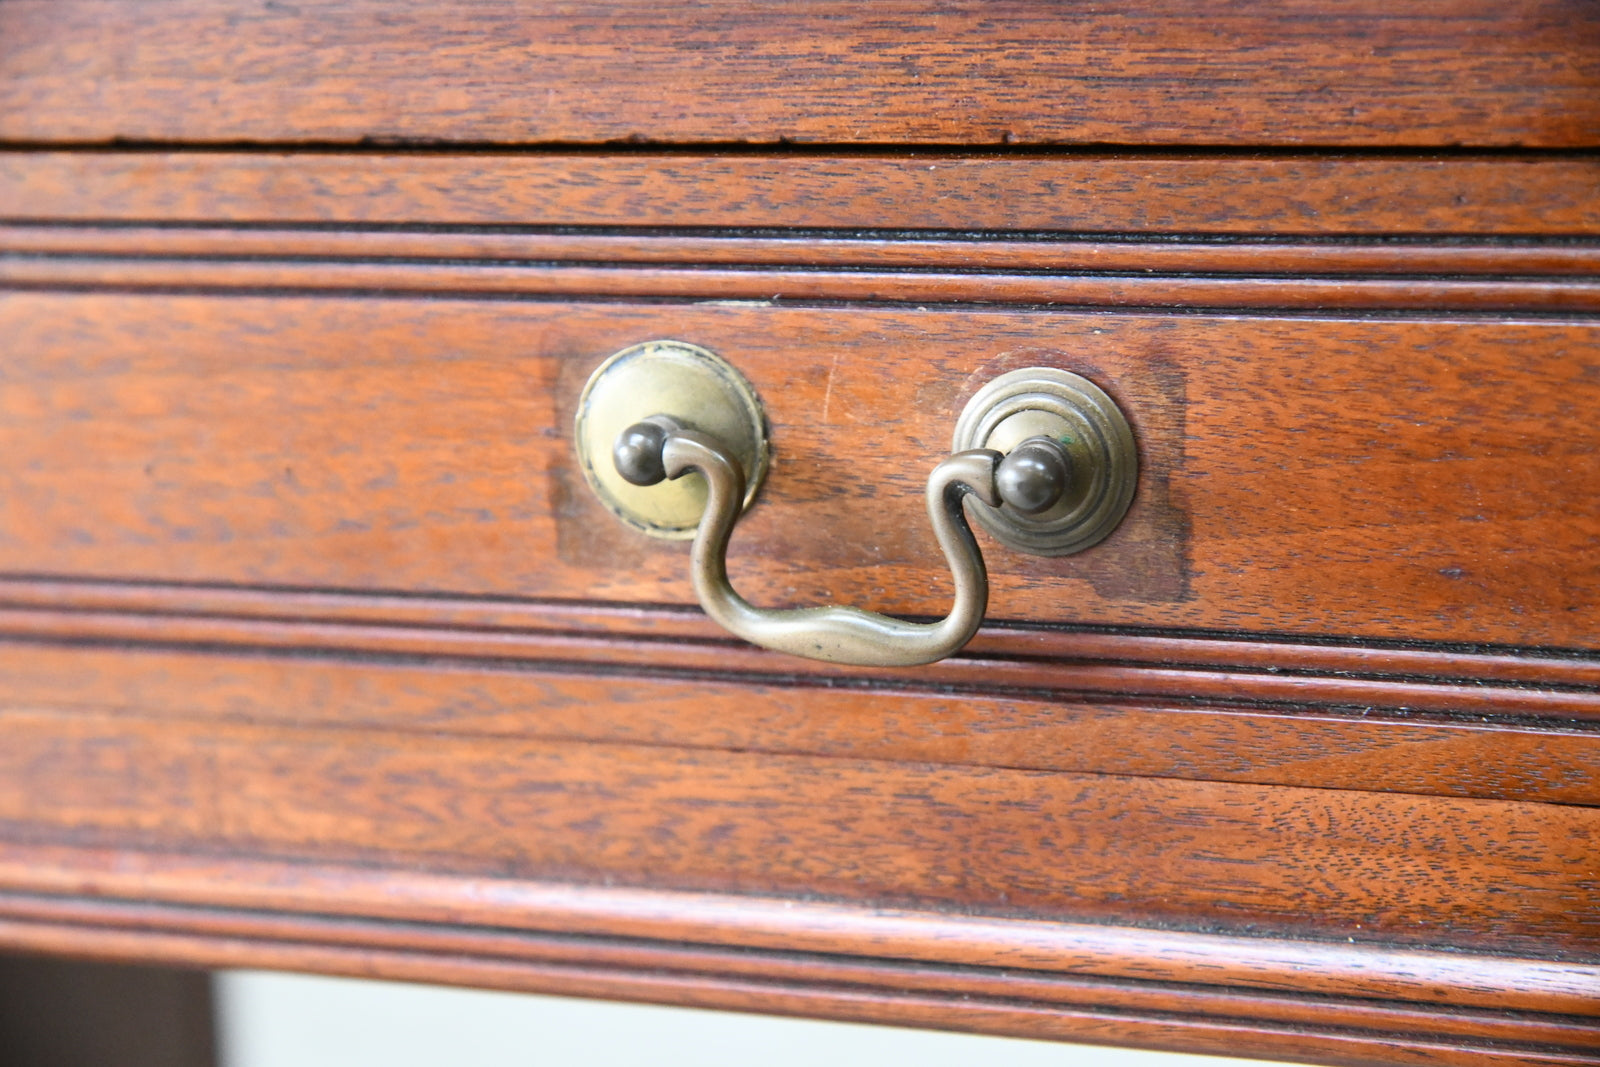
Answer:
[575,340,770,539]
[952,367,1138,556]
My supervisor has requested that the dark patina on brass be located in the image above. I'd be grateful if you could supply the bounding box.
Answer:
[952,367,1139,556]
[574,340,769,539]
[580,349,1132,666]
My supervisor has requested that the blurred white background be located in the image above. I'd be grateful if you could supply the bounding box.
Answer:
[217,971,1289,1067]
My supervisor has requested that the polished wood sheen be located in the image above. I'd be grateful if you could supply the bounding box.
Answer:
[6,254,1599,312]
[9,225,1600,277]
[1,292,1596,647]
[3,2,1599,147]
[6,152,1600,234]
[7,709,1595,952]
[0,845,1597,1065]
[0,637,1596,805]
[2,6,1598,1065]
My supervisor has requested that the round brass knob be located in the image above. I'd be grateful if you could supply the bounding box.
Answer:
[613,417,677,487]
[995,436,1073,515]
[952,367,1138,557]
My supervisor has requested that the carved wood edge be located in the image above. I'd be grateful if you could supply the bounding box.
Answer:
[6,225,1600,277]
[0,578,1594,722]
[5,152,1600,235]
[5,253,1599,313]
[0,843,1593,1066]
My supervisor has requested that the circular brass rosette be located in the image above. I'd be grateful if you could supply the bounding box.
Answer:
[952,367,1138,556]
[574,340,770,539]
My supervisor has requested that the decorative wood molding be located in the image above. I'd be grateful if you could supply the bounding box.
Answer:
[5,253,1599,313]
[6,225,1600,277]
[3,578,1596,687]
[0,578,1596,720]
[0,844,1593,1066]
[5,152,1600,235]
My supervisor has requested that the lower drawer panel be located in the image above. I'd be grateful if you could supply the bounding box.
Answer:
[1,674,1596,959]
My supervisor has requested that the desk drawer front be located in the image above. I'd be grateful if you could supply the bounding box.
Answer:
[4,146,1599,1064]
[3,291,1596,648]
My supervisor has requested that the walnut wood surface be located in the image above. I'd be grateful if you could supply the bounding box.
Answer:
[2,706,1596,958]
[6,152,1600,235]
[0,637,1593,808]
[3,2,1599,148]
[5,2,1600,1059]
[2,291,1596,648]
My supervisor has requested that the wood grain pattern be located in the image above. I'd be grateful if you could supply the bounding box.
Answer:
[2,291,1597,648]
[6,152,1600,235]
[3,842,1596,1016]
[0,639,1595,807]
[1,709,1596,957]
[3,2,1599,147]
[6,3,1600,1060]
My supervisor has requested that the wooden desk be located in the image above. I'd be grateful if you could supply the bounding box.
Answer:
[1,4,1597,1063]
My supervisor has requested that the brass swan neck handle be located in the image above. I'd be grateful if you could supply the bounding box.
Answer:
[614,417,1070,667]
[573,342,1137,669]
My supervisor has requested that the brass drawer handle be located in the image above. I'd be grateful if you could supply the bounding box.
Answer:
[617,418,1068,665]
[576,341,1136,667]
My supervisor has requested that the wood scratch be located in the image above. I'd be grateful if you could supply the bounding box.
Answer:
[820,350,842,425]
